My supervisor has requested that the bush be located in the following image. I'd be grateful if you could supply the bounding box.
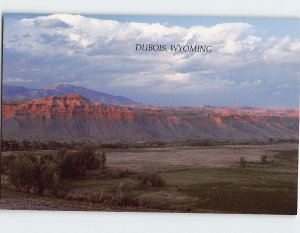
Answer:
[64,185,169,210]
[261,154,268,163]
[9,153,43,193]
[56,150,87,179]
[89,168,130,179]
[9,153,62,194]
[1,155,16,174]
[138,173,166,188]
[77,145,99,170]
[99,152,106,169]
[56,146,106,179]
[239,156,247,168]
[111,184,139,207]
[41,162,60,192]
[8,147,108,195]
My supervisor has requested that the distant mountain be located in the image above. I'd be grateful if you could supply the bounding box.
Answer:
[2,84,137,105]
[2,94,299,141]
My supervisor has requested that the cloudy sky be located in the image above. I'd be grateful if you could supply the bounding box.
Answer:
[3,13,300,108]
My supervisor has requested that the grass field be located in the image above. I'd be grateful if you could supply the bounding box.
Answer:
[0,143,298,214]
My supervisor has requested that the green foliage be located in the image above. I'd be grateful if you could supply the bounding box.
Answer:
[99,152,106,169]
[239,156,247,168]
[78,145,99,170]
[9,153,43,193]
[56,150,87,179]
[261,154,268,163]
[138,173,166,188]
[41,162,60,191]
[1,154,16,174]
[56,146,105,179]
[63,184,168,210]
[9,153,61,194]
[7,146,107,195]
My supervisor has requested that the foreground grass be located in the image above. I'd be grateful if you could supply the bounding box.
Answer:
[160,149,298,214]
[1,149,298,214]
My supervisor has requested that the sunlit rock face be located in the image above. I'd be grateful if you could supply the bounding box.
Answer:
[2,94,299,142]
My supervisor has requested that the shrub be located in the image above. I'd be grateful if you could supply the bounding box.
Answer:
[137,196,168,210]
[7,147,108,195]
[239,156,247,168]
[111,184,139,207]
[56,150,87,179]
[41,162,60,192]
[87,167,133,180]
[261,154,268,163]
[138,173,166,188]
[9,153,61,194]
[99,152,106,169]
[9,153,42,193]
[77,145,99,170]
[1,154,16,174]
[58,184,169,210]
[57,148,68,157]
[56,146,105,179]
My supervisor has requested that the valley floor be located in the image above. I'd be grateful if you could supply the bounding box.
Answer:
[0,143,298,214]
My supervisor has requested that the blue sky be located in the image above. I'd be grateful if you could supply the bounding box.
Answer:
[6,13,300,38]
[3,13,300,108]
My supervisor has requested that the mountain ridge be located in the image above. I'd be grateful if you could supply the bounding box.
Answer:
[2,94,299,142]
[3,84,138,105]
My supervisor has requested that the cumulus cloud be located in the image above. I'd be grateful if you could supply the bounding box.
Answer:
[33,17,71,28]
[3,14,300,107]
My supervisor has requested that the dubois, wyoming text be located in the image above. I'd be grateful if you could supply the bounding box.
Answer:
[136,43,213,53]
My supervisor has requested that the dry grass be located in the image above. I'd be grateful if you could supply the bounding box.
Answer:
[1,144,298,214]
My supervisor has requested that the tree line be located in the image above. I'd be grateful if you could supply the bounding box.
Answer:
[1,139,129,152]
[1,138,298,152]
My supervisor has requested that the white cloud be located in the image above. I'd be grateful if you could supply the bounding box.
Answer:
[262,36,300,64]
[3,14,300,107]
[290,42,300,51]
[277,83,289,88]
[254,80,263,86]
[5,77,35,83]
[164,73,190,81]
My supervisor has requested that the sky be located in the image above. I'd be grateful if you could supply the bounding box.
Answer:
[2,13,300,108]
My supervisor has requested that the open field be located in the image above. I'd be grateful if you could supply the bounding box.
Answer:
[0,143,298,214]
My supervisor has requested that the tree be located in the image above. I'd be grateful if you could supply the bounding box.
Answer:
[41,162,60,191]
[9,140,20,151]
[9,152,61,194]
[239,156,247,168]
[56,150,87,179]
[21,140,31,150]
[1,140,10,152]
[99,152,107,169]
[9,153,42,193]
[77,145,99,170]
